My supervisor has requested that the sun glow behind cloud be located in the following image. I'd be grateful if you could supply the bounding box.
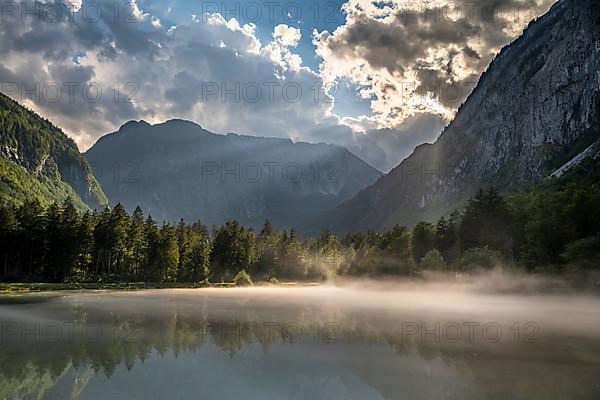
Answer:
[0,0,557,171]
[313,0,556,131]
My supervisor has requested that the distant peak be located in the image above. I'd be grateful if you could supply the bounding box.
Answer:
[119,119,204,132]
[119,120,150,131]
[162,119,202,129]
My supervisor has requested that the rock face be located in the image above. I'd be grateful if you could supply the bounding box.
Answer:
[0,92,108,210]
[85,119,381,230]
[323,0,600,232]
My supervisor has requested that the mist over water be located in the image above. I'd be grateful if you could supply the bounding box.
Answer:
[1,276,600,399]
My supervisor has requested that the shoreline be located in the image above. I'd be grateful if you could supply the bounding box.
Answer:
[0,281,322,294]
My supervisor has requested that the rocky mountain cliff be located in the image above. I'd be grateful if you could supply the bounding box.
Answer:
[85,119,381,230]
[0,92,107,210]
[322,0,600,232]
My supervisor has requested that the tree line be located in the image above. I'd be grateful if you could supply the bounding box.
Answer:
[1,182,599,283]
[0,200,335,283]
[341,184,600,277]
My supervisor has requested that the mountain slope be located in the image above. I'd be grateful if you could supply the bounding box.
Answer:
[0,93,108,210]
[84,119,381,230]
[323,0,600,232]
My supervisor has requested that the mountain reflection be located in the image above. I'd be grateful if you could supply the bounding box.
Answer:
[1,288,600,399]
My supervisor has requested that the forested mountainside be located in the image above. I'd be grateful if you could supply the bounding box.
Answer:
[0,92,107,210]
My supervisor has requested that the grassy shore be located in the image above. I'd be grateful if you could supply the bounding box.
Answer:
[0,282,230,293]
[0,281,321,294]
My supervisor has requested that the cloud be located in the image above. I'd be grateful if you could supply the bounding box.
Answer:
[313,0,556,129]
[0,0,164,146]
[273,24,301,47]
[0,0,334,150]
[0,0,555,172]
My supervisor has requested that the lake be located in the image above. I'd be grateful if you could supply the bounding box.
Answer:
[1,283,600,399]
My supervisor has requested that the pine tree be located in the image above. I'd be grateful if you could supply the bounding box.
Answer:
[187,222,211,282]
[0,205,18,279]
[93,206,113,277]
[280,228,305,279]
[58,198,82,281]
[43,202,63,281]
[110,203,131,279]
[460,188,513,258]
[255,220,280,278]
[144,215,160,281]
[412,222,436,264]
[435,217,454,265]
[129,207,147,280]
[16,200,45,279]
[158,223,179,282]
[78,211,96,279]
[211,221,256,282]
[176,219,191,281]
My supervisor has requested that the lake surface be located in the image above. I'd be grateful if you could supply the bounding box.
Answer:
[1,284,600,399]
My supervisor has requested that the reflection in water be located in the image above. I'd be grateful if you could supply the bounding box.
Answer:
[1,286,600,399]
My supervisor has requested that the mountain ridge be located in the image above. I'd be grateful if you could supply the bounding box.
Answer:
[319,0,600,232]
[0,92,108,210]
[85,119,382,230]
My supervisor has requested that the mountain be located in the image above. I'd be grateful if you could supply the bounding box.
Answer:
[321,0,600,232]
[0,93,107,210]
[84,119,381,230]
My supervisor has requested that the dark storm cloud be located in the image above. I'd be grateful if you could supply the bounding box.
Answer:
[0,0,166,61]
[0,1,351,150]
[0,0,556,158]
[463,46,481,60]
[0,0,168,146]
[315,0,556,125]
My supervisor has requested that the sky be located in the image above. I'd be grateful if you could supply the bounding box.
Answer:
[0,0,556,171]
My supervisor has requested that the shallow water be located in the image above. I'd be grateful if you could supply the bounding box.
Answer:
[1,286,600,399]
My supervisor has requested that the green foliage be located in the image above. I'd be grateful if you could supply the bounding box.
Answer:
[418,249,448,271]
[233,270,253,286]
[177,219,211,282]
[459,247,503,271]
[253,220,282,278]
[0,158,89,210]
[0,202,210,283]
[211,221,256,281]
[304,230,343,279]
[128,207,148,279]
[340,179,600,276]
[562,235,600,271]
[342,226,413,276]
[1,177,598,283]
[412,222,436,263]
[277,229,307,279]
[508,182,600,270]
[143,216,160,281]
[158,224,179,282]
[0,92,107,209]
[435,212,461,265]
[460,188,513,256]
